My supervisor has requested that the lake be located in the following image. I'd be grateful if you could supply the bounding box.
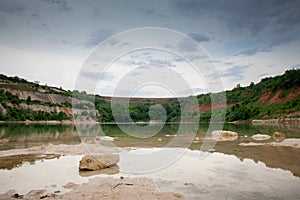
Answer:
[0,123,300,199]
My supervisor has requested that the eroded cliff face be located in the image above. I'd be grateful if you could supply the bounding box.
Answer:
[0,104,7,116]
[0,81,100,122]
[4,88,70,104]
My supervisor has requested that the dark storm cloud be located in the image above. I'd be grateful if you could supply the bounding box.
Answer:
[222,64,252,81]
[174,0,300,35]
[147,59,176,67]
[188,33,210,42]
[0,1,27,15]
[85,29,115,48]
[258,73,269,78]
[80,71,115,81]
[180,87,209,95]
[174,0,300,55]
[0,0,28,25]
[43,0,71,12]
[176,39,198,52]
[126,58,176,67]
[140,8,155,15]
[118,42,130,48]
[235,45,272,56]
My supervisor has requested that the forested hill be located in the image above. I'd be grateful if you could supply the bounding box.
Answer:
[0,68,299,122]
[198,68,300,121]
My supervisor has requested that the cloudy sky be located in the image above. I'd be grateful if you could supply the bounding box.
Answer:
[1,0,300,97]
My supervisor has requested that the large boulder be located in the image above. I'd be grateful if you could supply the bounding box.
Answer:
[79,154,119,171]
[211,130,238,141]
[251,134,271,141]
[272,132,286,142]
[79,165,119,177]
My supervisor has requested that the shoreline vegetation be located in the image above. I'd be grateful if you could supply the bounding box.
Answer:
[0,69,300,124]
[1,117,300,125]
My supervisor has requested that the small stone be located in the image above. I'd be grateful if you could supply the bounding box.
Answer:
[11,193,23,199]
[63,182,78,189]
[173,193,184,198]
[120,176,124,179]
[272,132,286,142]
[40,194,48,199]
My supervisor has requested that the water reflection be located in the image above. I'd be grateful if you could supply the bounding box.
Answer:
[0,149,299,199]
[79,165,119,177]
[1,123,300,176]
[0,124,80,150]
[1,123,299,147]
[0,154,60,170]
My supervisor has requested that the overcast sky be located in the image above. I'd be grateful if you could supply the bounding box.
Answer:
[1,0,300,97]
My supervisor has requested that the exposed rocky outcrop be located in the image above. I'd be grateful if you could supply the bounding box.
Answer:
[79,154,120,171]
[0,103,7,115]
[4,88,70,104]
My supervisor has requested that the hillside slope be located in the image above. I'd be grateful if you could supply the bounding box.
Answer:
[0,68,299,122]
[0,75,99,122]
[198,69,300,121]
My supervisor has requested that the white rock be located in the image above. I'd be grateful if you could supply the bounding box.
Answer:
[100,136,114,141]
[269,138,300,148]
[211,130,238,141]
[239,142,266,147]
[251,134,271,141]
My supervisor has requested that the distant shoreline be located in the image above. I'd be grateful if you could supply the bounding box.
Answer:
[1,118,300,125]
[252,118,300,125]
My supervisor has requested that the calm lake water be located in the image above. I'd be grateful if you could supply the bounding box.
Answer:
[0,123,300,199]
